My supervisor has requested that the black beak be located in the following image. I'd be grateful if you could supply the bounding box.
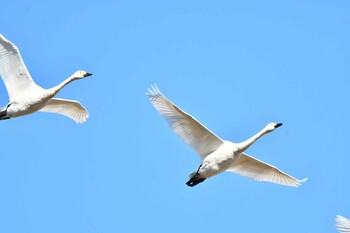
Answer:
[84,72,92,77]
[275,123,283,128]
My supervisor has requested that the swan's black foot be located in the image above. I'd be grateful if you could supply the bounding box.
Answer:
[0,110,9,120]
[0,104,10,120]
[186,171,206,187]
[186,177,206,187]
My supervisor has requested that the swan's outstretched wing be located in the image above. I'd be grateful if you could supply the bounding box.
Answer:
[39,98,88,124]
[227,152,307,187]
[336,215,350,233]
[0,34,36,100]
[147,84,223,160]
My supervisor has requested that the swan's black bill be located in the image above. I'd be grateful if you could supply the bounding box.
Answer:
[275,123,283,128]
[84,72,92,77]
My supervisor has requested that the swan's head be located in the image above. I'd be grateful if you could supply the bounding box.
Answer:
[73,70,92,79]
[264,122,283,132]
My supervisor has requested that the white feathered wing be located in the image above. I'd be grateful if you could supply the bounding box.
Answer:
[147,84,223,160]
[336,215,350,233]
[39,98,88,124]
[227,152,307,187]
[0,34,40,101]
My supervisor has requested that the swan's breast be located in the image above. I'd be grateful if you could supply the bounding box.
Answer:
[199,141,242,178]
[7,89,53,117]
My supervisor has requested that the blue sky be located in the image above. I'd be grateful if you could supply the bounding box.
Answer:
[0,1,349,232]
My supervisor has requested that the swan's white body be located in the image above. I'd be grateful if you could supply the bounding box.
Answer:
[147,84,306,187]
[336,215,350,233]
[0,34,91,123]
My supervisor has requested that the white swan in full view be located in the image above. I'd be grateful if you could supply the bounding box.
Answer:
[147,84,307,187]
[336,215,350,233]
[0,34,92,123]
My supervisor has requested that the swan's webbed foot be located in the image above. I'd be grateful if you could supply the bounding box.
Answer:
[0,103,11,120]
[0,109,8,120]
[186,165,206,187]
[186,176,206,187]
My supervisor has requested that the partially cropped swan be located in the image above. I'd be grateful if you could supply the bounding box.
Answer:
[336,215,350,233]
[147,85,306,187]
[0,34,91,123]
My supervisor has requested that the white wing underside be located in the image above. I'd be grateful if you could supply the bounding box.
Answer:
[0,34,37,101]
[336,215,350,233]
[227,152,306,187]
[39,98,88,124]
[147,85,223,160]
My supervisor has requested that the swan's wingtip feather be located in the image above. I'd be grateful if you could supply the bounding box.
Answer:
[335,215,350,232]
[294,178,308,188]
[146,84,162,99]
[75,113,89,124]
[301,178,308,182]
[76,119,87,124]
[153,83,160,92]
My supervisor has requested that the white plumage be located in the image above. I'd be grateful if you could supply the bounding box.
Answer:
[336,215,350,233]
[0,34,91,123]
[147,84,306,187]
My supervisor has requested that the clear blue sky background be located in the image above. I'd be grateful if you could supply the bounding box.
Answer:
[0,1,349,233]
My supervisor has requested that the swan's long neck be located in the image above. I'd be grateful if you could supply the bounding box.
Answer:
[238,128,270,152]
[48,75,77,96]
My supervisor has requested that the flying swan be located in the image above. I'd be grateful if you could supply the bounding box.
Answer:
[147,84,307,187]
[0,34,92,123]
[336,215,350,233]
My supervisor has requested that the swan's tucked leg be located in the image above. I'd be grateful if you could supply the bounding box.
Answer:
[186,165,206,187]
